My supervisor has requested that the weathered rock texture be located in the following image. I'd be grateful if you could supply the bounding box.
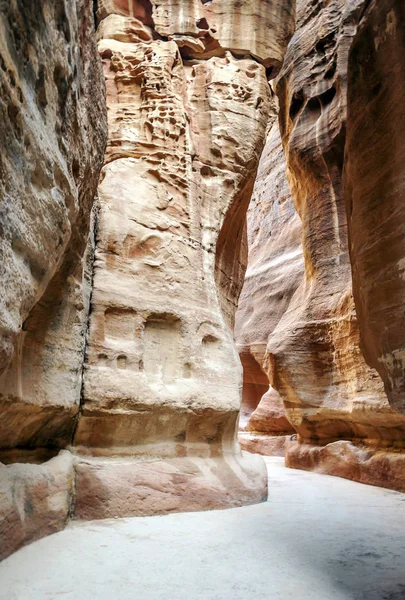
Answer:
[0,451,74,560]
[0,0,107,559]
[255,0,405,486]
[235,120,301,455]
[345,0,405,415]
[0,0,107,450]
[70,0,296,517]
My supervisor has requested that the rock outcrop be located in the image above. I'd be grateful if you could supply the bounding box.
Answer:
[69,0,296,518]
[0,452,74,560]
[235,120,301,455]
[237,0,405,488]
[345,0,405,415]
[0,0,107,559]
[0,0,107,452]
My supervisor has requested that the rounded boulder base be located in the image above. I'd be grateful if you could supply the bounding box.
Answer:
[285,438,405,493]
[238,432,291,457]
[73,452,268,520]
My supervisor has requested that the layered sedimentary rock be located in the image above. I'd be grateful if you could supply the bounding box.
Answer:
[266,0,405,488]
[71,0,296,517]
[235,121,301,455]
[345,0,405,415]
[0,0,107,451]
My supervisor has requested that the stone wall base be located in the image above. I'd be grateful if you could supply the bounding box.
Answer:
[285,439,405,493]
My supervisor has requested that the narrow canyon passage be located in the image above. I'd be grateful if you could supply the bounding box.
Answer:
[1,0,405,593]
[1,459,405,600]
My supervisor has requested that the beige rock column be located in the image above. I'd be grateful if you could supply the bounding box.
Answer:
[72,0,296,518]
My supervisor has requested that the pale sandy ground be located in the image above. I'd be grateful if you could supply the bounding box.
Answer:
[1,457,405,600]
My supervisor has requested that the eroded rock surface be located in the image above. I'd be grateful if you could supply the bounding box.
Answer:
[0,451,74,560]
[263,0,405,485]
[0,0,107,449]
[345,0,405,415]
[71,0,296,517]
[235,121,300,454]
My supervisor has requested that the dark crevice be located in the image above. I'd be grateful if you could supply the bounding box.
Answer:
[93,0,98,27]
[319,86,336,106]
[70,203,100,446]
[289,90,305,121]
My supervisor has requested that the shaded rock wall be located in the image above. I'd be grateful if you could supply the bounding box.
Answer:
[235,120,301,455]
[272,0,405,454]
[345,0,405,415]
[237,0,405,488]
[0,0,107,451]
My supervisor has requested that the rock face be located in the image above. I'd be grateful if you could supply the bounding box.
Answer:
[0,0,107,451]
[0,452,74,560]
[236,0,405,487]
[345,0,405,415]
[70,0,296,518]
[235,120,301,455]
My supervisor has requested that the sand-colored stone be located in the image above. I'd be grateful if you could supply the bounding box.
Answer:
[238,433,290,457]
[0,0,107,449]
[97,0,296,73]
[0,451,74,561]
[74,453,267,520]
[286,439,405,493]
[71,2,296,515]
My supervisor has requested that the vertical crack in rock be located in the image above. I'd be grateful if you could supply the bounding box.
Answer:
[0,0,107,557]
[0,0,107,453]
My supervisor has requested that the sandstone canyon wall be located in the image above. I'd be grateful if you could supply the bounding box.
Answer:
[235,119,302,456]
[0,0,107,559]
[236,0,405,491]
[72,0,296,521]
[0,0,107,454]
[345,0,405,416]
[0,0,296,558]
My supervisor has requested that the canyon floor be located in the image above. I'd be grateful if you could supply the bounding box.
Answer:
[1,457,404,600]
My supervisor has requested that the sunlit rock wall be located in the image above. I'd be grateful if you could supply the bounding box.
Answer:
[72,0,296,518]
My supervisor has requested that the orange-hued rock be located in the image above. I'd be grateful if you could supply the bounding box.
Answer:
[0,452,74,560]
[235,121,299,447]
[269,0,405,467]
[238,433,290,457]
[286,439,405,493]
[71,1,296,515]
[0,0,107,448]
[344,0,405,415]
